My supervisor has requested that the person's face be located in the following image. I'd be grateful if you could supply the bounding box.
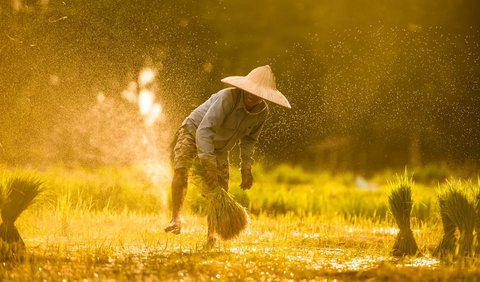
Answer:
[244,92,263,108]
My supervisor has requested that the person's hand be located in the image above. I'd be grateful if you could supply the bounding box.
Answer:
[240,168,253,190]
[204,169,219,188]
[201,159,219,188]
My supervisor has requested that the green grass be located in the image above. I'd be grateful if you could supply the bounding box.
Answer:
[0,164,479,280]
[8,164,437,223]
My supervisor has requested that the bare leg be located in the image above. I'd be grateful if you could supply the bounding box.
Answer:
[165,168,188,234]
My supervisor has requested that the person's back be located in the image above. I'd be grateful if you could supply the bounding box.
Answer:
[184,88,268,162]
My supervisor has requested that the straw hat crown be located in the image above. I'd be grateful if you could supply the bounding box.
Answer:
[221,65,291,109]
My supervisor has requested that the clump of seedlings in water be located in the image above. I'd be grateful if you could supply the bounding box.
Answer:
[433,197,457,258]
[435,180,476,258]
[191,162,249,241]
[204,186,249,240]
[0,174,43,261]
[475,186,480,255]
[388,171,418,257]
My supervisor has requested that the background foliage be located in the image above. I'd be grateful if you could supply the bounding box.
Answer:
[0,0,479,172]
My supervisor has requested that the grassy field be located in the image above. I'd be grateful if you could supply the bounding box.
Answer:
[1,164,480,281]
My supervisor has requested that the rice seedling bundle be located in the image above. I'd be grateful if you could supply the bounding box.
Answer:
[191,162,249,240]
[433,198,457,258]
[388,173,418,257]
[0,175,43,260]
[204,187,249,240]
[440,182,475,257]
[474,183,480,255]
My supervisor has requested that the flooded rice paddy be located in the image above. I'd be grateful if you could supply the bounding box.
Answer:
[2,213,479,281]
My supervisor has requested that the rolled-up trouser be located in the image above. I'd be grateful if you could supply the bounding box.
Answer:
[171,124,229,190]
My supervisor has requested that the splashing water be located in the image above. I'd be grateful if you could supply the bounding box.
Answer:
[121,67,171,207]
[138,89,155,116]
[49,66,172,208]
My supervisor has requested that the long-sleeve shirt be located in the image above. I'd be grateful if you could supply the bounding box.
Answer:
[182,87,269,169]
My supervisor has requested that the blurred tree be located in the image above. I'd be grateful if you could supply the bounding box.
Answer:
[0,0,218,165]
[202,0,328,163]
[0,0,49,163]
[0,0,478,171]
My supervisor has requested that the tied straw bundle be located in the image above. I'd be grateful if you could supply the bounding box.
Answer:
[439,181,476,257]
[433,198,457,258]
[476,190,480,255]
[192,162,249,240]
[475,178,480,255]
[0,175,43,260]
[388,173,418,257]
[204,186,249,240]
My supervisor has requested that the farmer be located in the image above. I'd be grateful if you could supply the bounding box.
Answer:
[164,65,290,246]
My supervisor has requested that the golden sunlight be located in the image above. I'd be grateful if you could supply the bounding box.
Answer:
[121,81,138,104]
[138,89,155,116]
[138,68,156,87]
[145,103,163,126]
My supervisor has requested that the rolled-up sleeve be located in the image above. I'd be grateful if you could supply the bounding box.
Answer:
[196,92,234,162]
[239,119,266,170]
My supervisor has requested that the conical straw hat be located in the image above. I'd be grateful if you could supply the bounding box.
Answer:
[221,65,291,109]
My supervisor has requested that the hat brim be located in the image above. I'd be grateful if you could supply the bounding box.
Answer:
[221,76,291,109]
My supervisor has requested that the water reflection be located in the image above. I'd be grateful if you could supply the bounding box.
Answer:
[398,257,440,268]
[229,246,440,273]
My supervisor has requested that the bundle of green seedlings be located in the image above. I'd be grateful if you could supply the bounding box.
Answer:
[433,198,457,258]
[435,181,476,257]
[476,186,480,255]
[388,172,418,257]
[0,174,43,260]
[191,162,249,240]
[203,187,249,240]
[474,177,480,256]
